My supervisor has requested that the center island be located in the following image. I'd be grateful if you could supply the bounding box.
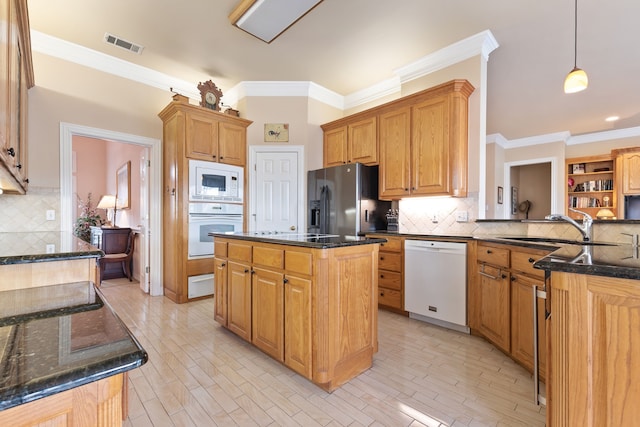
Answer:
[211,232,385,392]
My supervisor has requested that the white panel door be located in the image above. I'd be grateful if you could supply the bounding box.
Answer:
[255,151,299,232]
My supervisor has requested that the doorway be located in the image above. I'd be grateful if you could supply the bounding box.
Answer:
[60,122,163,296]
[248,145,305,233]
[503,157,558,219]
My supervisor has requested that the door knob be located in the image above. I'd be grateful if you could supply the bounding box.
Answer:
[290,225,296,231]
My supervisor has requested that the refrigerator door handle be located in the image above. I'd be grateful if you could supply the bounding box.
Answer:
[320,185,329,234]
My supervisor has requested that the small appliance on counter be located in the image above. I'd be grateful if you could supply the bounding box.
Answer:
[386,209,399,232]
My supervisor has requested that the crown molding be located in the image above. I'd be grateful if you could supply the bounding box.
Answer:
[225,81,344,109]
[31,30,200,100]
[567,126,640,145]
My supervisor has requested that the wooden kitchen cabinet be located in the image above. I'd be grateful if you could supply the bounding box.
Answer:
[378,80,474,199]
[252,266,284,360]
[0,0,33,194]
[322,115,377,167]
[471,241,551,378]
[184,103,247,166]
[214,237,379,391]
[373,234,405,313]
[214,257,227,325]
[159,95,251,303]
[617,150,640,195]
[548,271,640,426]
[510,249,548,380]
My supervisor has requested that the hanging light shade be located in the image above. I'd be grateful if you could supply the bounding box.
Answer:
[564,0,588,93]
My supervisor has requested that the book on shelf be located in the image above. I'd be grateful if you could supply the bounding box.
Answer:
[572,179,613,192]
[568,196,602,208]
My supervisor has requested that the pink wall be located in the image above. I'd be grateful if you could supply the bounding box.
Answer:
[72,136,144,228]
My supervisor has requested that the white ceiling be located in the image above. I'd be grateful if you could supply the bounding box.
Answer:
[27,0,640,141]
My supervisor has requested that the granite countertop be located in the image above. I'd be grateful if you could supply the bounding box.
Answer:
[211,232,387,248]
[0,282,147,410]
[0,232,103,265]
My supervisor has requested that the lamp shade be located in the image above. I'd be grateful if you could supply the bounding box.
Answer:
[596,208,616,220]
[564,67,588,93]
[97,195,117,209]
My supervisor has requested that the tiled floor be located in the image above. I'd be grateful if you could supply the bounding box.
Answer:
[100,279,546,427]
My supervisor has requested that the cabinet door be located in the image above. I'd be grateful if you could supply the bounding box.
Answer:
[214,258,228,326]
[379,107,411,199]
[227,261,252,341]
[348,116,377,165]
[622,152,640,195]
[284,274,312,378]
[185,111,218,161]
[323,126,348,167]
[252,267,284,361]
[218,121,246,166]
[477,263,510,352]
[412,95,450,195]
[510,273,546,379]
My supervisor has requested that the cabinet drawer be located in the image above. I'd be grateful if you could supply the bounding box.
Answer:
[253,246,284,269]
[379,270,402,291]
[511,250,548,279]
[379,252,402,271]
[378,287,402,309]
[379,237,402,252]
[285,250,313,276]
[214,240,228,258]
[477,244,510,268]
[228,242,252,262]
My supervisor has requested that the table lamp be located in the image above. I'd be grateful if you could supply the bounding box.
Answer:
[97,195,118,227]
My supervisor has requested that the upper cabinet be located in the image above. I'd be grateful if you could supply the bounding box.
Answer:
[183,102,248,166]
[322,80,474,199]
[0,0,34,194]
[321,115,377,167]
[615,149,640,195]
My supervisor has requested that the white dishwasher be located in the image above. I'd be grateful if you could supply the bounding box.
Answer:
[404,240,468,333]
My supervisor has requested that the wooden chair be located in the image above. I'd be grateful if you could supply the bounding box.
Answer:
[100,228,135,282]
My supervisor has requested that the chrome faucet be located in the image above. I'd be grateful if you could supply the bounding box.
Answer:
[545,208,593,242]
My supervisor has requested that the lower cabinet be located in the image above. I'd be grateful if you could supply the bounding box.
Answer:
[252,266,284,361]
[368,234,405,313]
[471,241,550,379]
[548,271,640,426]
[213,237,379,391]
[227,260,252,341]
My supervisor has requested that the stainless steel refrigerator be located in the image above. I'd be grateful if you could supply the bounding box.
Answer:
[307,163,391,235]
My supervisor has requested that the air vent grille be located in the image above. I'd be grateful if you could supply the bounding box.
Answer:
[104,33,144,54]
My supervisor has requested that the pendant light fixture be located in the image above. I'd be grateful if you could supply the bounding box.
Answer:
[564,0,588,93]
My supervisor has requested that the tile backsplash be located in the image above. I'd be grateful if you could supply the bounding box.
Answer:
[0,187,61,232]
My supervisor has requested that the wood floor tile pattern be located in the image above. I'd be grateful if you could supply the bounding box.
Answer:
[99,280,546,427]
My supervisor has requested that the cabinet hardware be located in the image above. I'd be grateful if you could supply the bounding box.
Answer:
[511,276,516,281]
[24,178,29,184]
[244,268,249,273]
[528,257,535,263]
[380,274,384,278]
[486,249,493,254]
[16,164,21,169]
[7,147,15,157]
[283,278,288,284]
[478,264,501,280]
[220,263,226,267]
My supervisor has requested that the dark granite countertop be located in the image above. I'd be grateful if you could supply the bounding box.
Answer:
[0,282,147,410]
[0,232,103,265]
[365,231,474,240]
[210,232,387,248]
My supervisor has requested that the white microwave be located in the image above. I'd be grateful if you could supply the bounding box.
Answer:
[189,160,244,202]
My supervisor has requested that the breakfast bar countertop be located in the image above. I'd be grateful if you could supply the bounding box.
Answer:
[0,281,148,410]
[0,232,103,265]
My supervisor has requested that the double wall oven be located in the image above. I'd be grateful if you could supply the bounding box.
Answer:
[187,160,244,298]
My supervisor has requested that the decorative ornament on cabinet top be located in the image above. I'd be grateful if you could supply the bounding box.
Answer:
[197,80,223,111]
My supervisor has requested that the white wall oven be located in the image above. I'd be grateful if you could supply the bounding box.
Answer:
[188,202,243,259]
[189,159,244,203]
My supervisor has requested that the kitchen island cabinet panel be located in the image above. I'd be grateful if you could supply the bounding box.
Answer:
[214,257,227,325]
[284,274,312,378]
[549,271,640,427]
[252,266,284,361]
[213,236,380,391]
[227,260,252,341]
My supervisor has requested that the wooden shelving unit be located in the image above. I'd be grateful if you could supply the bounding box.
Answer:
[566,154,616,219]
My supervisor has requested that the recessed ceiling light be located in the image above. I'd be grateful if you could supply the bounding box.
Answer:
[605,116,620,122]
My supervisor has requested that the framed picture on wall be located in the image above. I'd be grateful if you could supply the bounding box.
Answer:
[511,186,518,215]
[497,186,503,204]
[116,161,131,209]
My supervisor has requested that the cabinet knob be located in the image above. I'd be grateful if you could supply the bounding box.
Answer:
[380,292,384,297]
[16,164,22,169]
[486,249,493,254]
[501,274,507,279]
[212,155,217,159]
[220,156,224,160]
[380,256,384,260]
[380,274,384,278]
[528,257,535,263]
[244,268,249,273]
[283,278,289,284]
[404,188,409,191]
[24,178,29,184]
[221,263,226,267]
[511,276,516,281]
[7,147,15,157]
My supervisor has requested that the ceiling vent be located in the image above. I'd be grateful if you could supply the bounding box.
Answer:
[104,33,144,54]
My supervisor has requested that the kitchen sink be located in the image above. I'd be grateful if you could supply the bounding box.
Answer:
[497,236,614,246]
